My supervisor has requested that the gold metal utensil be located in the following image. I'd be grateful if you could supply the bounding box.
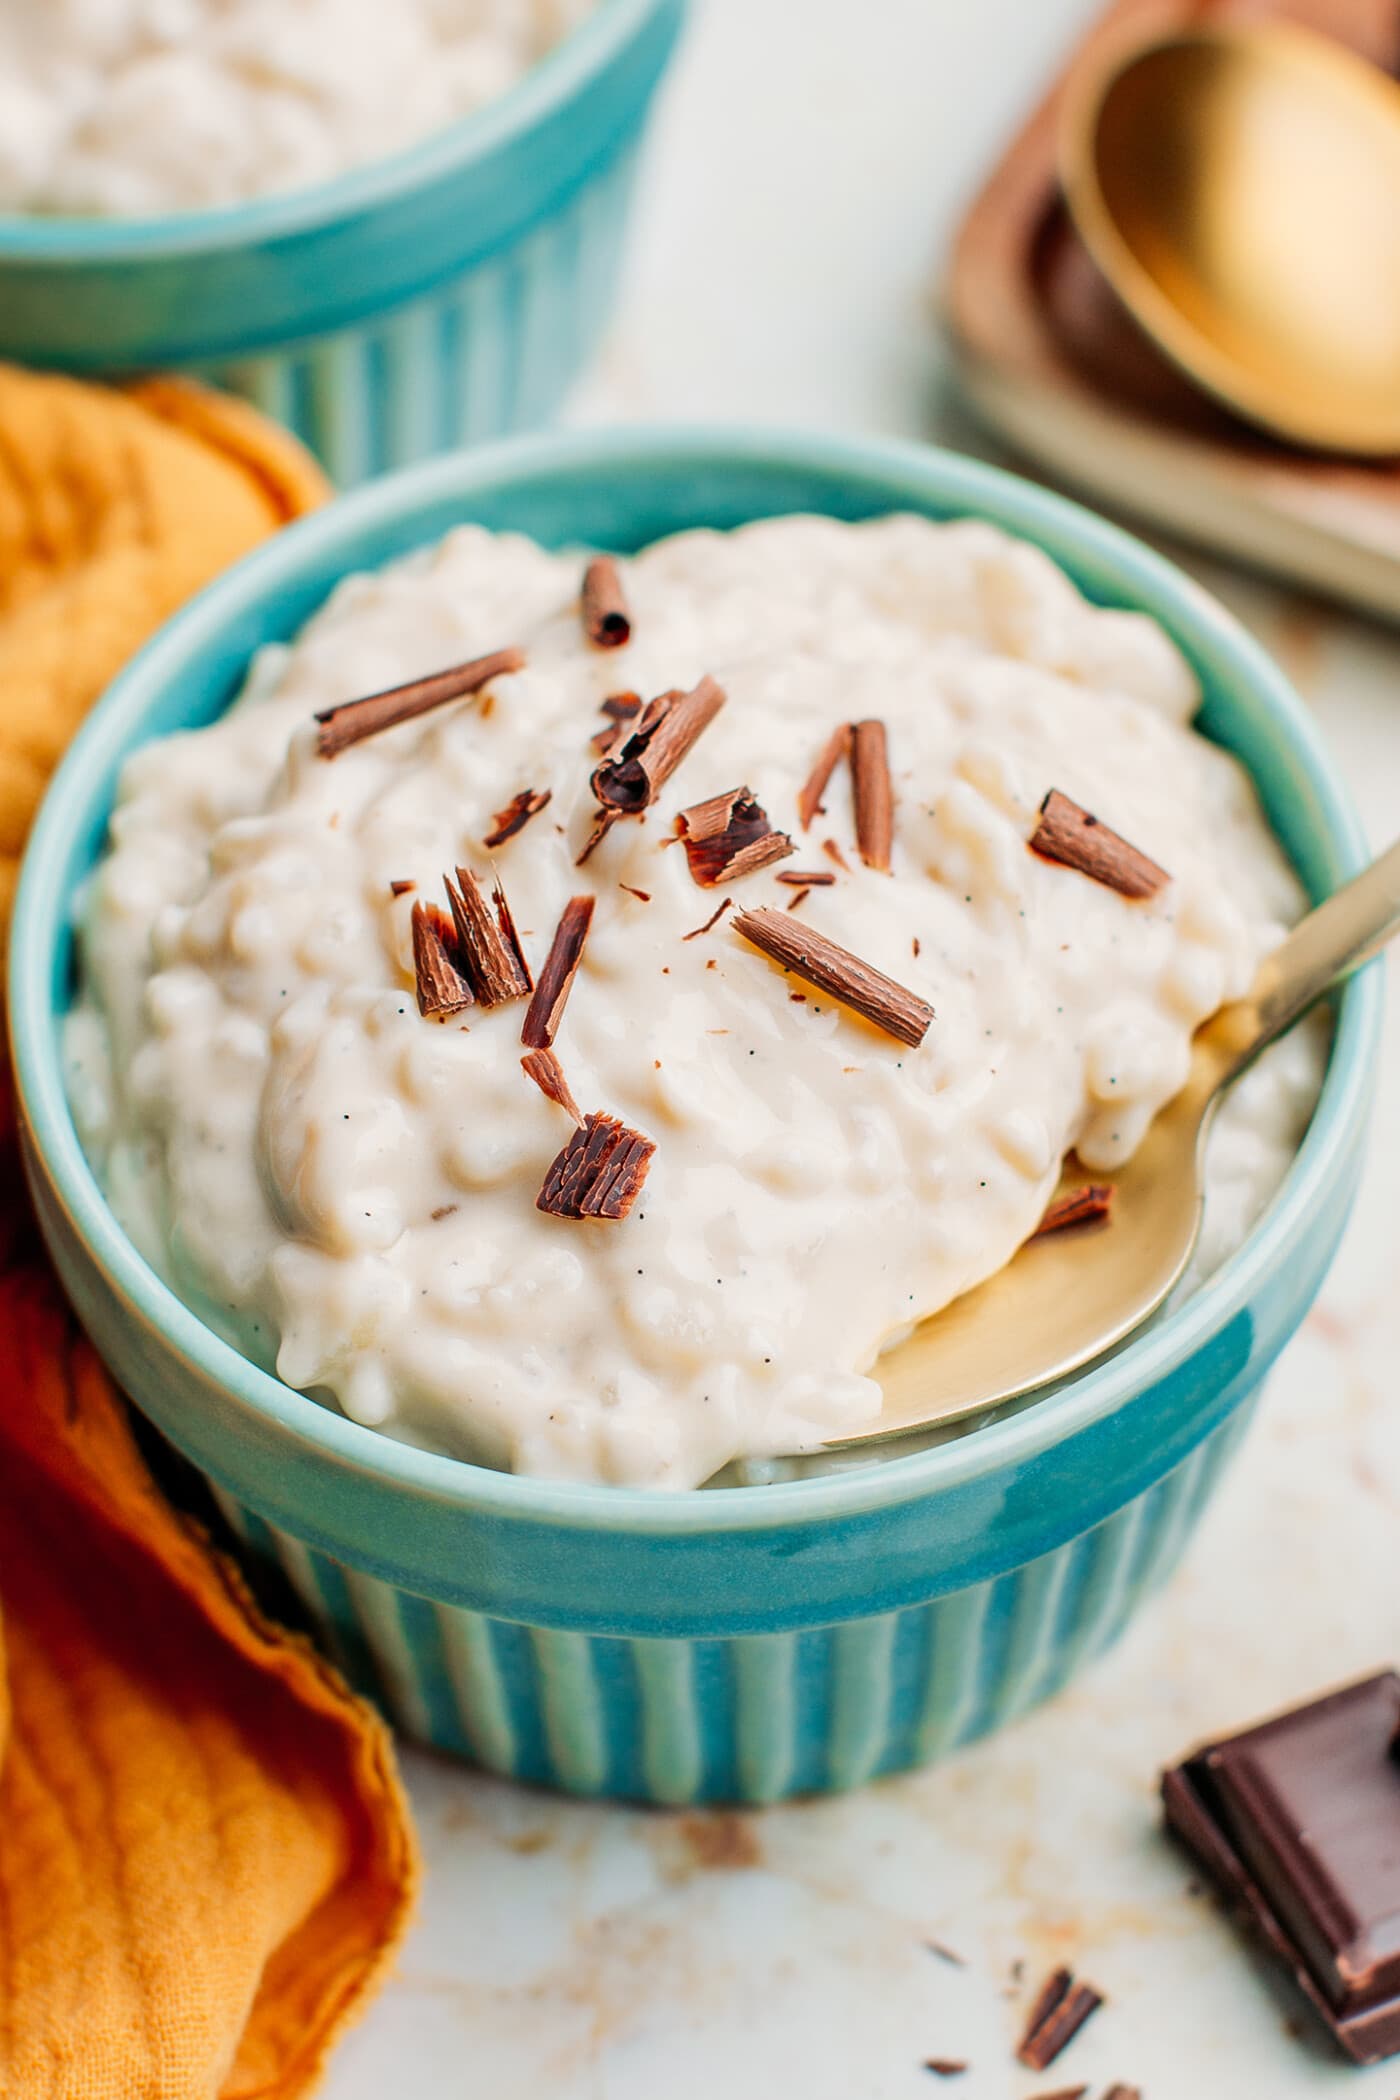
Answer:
[1059,22,1400,456]
[814,835,1400,1455]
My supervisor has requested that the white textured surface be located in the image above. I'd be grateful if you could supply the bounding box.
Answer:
[321,0,1400,2091]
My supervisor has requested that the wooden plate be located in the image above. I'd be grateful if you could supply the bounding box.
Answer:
[945,0,1400,622]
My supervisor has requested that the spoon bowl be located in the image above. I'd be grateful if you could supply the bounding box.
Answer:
[817,834,1400,1454]
[1060,23,1400,456]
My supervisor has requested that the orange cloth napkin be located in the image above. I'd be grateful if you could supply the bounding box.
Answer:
[0,365,419,2098]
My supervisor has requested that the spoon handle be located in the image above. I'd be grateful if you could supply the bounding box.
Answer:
[1217,834,1400,1081]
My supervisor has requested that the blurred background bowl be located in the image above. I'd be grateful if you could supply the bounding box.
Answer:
[0,0,686,485]
[8,427,1382,1803]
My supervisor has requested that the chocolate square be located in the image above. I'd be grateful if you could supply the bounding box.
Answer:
[1163,1671,1400,2063]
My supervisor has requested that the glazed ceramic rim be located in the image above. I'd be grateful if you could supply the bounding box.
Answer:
[9,425,1381,1534]
[0,0,657,256]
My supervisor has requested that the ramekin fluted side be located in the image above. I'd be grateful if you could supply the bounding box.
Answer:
[204,143,638,484]
[208,1401,1251,1805]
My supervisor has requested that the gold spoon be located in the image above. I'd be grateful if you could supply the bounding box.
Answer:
[814,836,1400,1455]
[1058,22,1400,456]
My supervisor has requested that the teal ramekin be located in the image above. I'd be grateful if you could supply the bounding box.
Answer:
[0,0,685,485]
[10,429,1381,1803]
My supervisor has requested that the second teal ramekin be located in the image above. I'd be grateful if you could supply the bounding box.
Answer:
[0,0,685,484]
[10,430,1381,1802]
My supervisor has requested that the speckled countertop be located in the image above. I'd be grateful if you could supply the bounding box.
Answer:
[323,3,1400,2092]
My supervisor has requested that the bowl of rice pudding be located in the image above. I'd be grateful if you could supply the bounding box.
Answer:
[10,429,1380,1801]
[0,0,685,483]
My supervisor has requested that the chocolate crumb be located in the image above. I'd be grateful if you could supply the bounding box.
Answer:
[1032,1183,1116,1237]
[682,896,734,941]
[521,896,595,1049]
[315,647,524,758]
[430,1204,458,1221]
[390,878,417,897]
[798,723,851,828]
[537,1111,655,1221]
[1102,2086,1141,2100]
[581,555,631,649]
[411,901,475,1019]
[922,2063,967,2079]
[822,837,851,872]
[521,1046,584,1127]
[1022,2089,1088,2100]
[784,887,812,912]
[775,869,836,887]
[851,718,894,871]
[1030,789,1169,900]
[484,787,551,848]
[733,906,933,1048]
[619,884,652,904]
[912,937,921,958]
[1015,1969,1104,2072]
[445,865,532,1007]
[676,786,794,887]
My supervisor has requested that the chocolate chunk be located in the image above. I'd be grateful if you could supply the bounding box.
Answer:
[484,787,551,847]
[445,865,532,1007]
[1015,1968,1103,2072]
[1030,790,1169,900]
[733,906,933,1048]
[521,896,594,1049]
[797,723,851,828]
[1163,1671,1400,2063]
[581,556,632,649]
[315,647,525,758]
[675,786,795,887]
[851,718,894,871]
[1032,1182,1116,1237]
[521,1046,584,1127]
[411,901,475,1019]
[537,1111,655,1221]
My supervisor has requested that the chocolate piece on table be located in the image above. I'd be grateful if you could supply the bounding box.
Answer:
[521,895,594,1049]
[1162,1670,1400,2064]
[445,865,533,1007]
[675,786,794,887]
[797,723,851,828]
[1014,1966,1104,2071]
[484,786,551,847]
[851,717,894,871]
[733,905,933,1048]
[1032,1182,1116,1238]
[581,555,632,648]
[536,1111,655,1222]
[1030,789,1169,900]
[315,647,525,758]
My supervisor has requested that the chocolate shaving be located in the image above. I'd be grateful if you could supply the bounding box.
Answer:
[619,884,651,903]
[798,723,851,828]
[411,901,475,1019]
[315,647,525,759]
[484,787,551,848]
[785,887,811,911]
[521,1046,584,1127]
[536,1111,655,1222]
[922,2062,967,2078]
[521,896,594,1049]
[851,718,894,871]
[445,865,533,1007]
[682,896,733,941]
[1030,790,1169,900]
[390,878,417,896]
[1032,1183,1116,1237]
[822,837,850,872]
[1023,2089,1088,2100]
[431,1204,458,1221]
[1015,1969,1104,2072]
[590,675,726,820]
[775,869,835,887]
[675,786,795,888]
[581,556,632,649]
[1102,2087,1141,2100]
[732,906,933,1048]
[591,692,643,756]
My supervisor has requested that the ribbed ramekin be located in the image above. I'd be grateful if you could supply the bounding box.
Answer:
[0,0,685,484]
[10,430,1381,1803]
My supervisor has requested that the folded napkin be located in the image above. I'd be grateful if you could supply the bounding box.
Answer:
[0,364,419,2099]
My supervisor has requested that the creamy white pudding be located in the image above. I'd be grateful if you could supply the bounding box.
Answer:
[0,0,594,217]
[66,514,1325,1488]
